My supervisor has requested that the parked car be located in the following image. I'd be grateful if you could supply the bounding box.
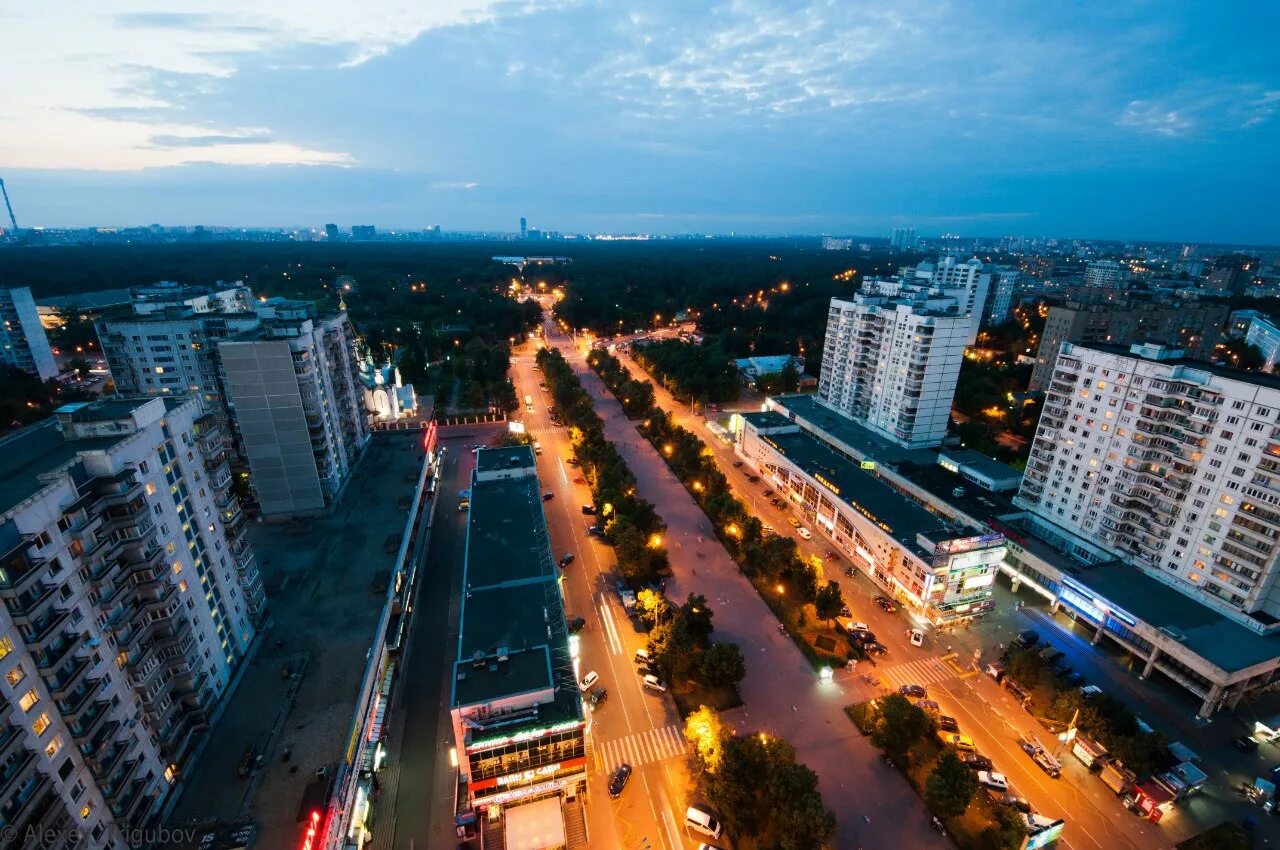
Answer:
[732,460,744,468]
[937,715,960,733]
[587,524,605,537]
[558,553,575,568]
[1061,671,1085,686]
[1012,629,1039,649]
[999,794,1032,813]
[958,752,993,772]
[849,630,877,645]
[797,527,812,540]
[763,489,774,497]
[874,595,897,613]
[1031,749,1062,777]
[542,492,555,501]
[581,505,597,515]
[578,671,599,691]
[566,617,586,634]
[1052,663,1074,679]
[1235,735,1261,753]
[864,642,888,656]
[608,763,632,797]
[899,684,927,699]
[845,621,871,632]
[938,733,976,753]
[642,674,667,693]
[787,517,800,528]
[825,550,840,562]
[977,771,1009,792]
[587,687,608,707]
[747,475,761,483]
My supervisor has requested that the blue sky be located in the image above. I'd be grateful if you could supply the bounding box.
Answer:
[2,1,1277,242]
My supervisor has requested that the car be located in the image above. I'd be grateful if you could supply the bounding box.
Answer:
[763,489,774,497]
[845,621,871,633]
[977,771,1009,792]
[587,687,608,707]
[914,699,940,713]
[747,475,761,483]
[578,671,599,691]
[634,648,651,665]
[573,476,587,485]
[937,715,960,733]
[1012,629,1039,649]
[787,517,800,528]
[938,733,976,753]
[838,604,851,617]
[1040,647,1065,664]
[1016,736,1038,757]
[998,794,1032,813]
[559,554,575,567]
[696,845,726,850]
[797,527,812,540]
[1061,671,1085,686]
[542,491,555,501]
[568,458,580,466]
[1235,735,1261,753]
[826,550,840,562]
[958,752,993,772]
[608,762,632,797]
[864,642,888,656]
[566,616,586,634]
[587,524,604,537]
[581,505,597,515]
[1079,685,1104,699]
[1031,749,1062,778]
[849,630,877,645]
[761,523,775,535]
[637,663,659,679]
[899,684,927,699]
[1052,664,1074,679]
[642,674,667,692]
[732,460,744,468]
[874,595,897,613]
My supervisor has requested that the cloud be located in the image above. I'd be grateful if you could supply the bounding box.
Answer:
[113,12,275,34]
[1116,100,1193,137]
[146,132,274,148]
[432,181,480,189]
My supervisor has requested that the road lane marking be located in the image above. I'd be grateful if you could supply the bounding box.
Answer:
[597,600,623,655]
[657,785,683,850]
[557,455,569,487]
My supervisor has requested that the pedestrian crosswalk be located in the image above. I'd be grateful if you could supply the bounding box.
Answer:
[875,657,956,691]
[595,723,687,772]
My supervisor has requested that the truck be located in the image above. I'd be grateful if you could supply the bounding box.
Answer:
[1099,759,1136,795]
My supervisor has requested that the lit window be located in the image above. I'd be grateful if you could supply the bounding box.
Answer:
[172,562,183,575]
[6,665,25,687]
[80,801,94,820]
[145,482,157,496]
[155,366,165,374]
[19,688,39,712]
[0,636,11,659]
[33,712,51,736]
[179,580,188,593]
[45,735,63,758]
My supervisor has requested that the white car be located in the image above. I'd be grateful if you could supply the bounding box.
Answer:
[642,674,667,692]
[846,621,871,633]
[797,527,812,540]
[977,771,1009,792]
[578,671,599,692]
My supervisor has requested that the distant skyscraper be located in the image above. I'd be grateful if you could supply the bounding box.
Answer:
[519,217,527,239]
[821,236,853,251]
[911,256,991,344]
[890,227,918,250]
[351,225,376,241]
[982,266,1020,327]
[0,286,59,380]
[1084,260,1132,289]
[324,223,340,241]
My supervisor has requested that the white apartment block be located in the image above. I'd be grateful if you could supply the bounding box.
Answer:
[1,286,59,381]
[219,300,370,516]
[982,266,1020,327]
[819,293,968,448]
[912,256,991,344]
[0,397,261,846]
[1017,341,1280,623]
[1084,260,1132,289]
[98,289,369,518]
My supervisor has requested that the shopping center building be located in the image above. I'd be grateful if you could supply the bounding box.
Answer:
[449,446,586,844]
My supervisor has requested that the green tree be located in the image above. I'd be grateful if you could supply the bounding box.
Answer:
[768,759,838,850]
[634,588,671,631]
[698,641,747,689]
[613,522,655,583]
[780,358,800,393]
[813,580,844,625]
[871,694,931,757]
[925,750,979,818]
[679,593,715,643]
[682,705,732,774]
[979,802,1029,850]
[1006,648,1046,687]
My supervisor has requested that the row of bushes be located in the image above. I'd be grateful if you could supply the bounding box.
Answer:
[587,349,852,669]
[851,696,1028,850]
[537,347,670,583]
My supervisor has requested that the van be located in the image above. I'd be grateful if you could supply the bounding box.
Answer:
[634,648,651,665]
[684,806,723,839]
[1079,685,1103,699]
[642,674,667,693]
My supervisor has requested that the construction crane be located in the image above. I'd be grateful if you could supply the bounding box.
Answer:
[0,177,17,232]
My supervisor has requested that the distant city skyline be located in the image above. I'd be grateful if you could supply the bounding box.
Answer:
[1,2,1277,243]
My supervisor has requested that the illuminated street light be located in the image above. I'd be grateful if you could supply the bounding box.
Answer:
[648,534,664,549]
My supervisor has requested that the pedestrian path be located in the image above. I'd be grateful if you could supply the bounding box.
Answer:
[595,723,687,772]
[875,657,956,691]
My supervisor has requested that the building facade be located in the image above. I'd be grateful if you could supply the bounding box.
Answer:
[219,301,370,517]
[450,447,586,845]
[735,412,1003,622]
[1028,299,1228,391]
[890,227,918,250]
[982,266,1020,327]
[1,286,59,381]
[1245,315,1280,373]
[0,398,261,846]
[1084,260,1131,289]
[1018,341,1280,621]
[819,292,968,448]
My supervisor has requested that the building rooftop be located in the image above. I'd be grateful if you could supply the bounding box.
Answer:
[452,451,580,722]
[36,288,135,311]
[937,449,1023,484]
[1080,342,1280,392]
[733,355,798,374]
[0,421,115,517]
[768,394,938,467]
[759,428,950,558]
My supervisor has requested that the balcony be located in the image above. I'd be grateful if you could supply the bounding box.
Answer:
[69,699,112,741]
[33,632,79,672]
[0,748,37,799]
[103,757,141,801]
[2,580,58,620]
[86,740,128,781]
[57,676,104,717]
[0,549,52,596]
[47,654,93,700]
[25,607,72,646]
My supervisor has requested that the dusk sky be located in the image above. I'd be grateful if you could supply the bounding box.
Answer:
[3,1,1277,242]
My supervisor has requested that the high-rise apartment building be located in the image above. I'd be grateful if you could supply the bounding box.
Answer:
[911,256,990,344]
[819,290,968,448]
[982,266,1020,327]
[324,223,340,241]
[890,227,918,250]
[1028,298,1228,391]
[1084,260,1132,289]
[0,397,261,844]
[1,286,59,381]
[1017,341,1280,622]
[219,299,369,516]
[519,217,527,239]
[98,286,369,518]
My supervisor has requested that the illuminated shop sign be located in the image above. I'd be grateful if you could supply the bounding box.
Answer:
[935,533,1004,556]
[497,762,565,787]
[1060,578,1136,626]
[962,573,996,591]
[468,720,584,753]
[947,548,1006,571]
[472,757,588,798]
[814,473,840,495]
